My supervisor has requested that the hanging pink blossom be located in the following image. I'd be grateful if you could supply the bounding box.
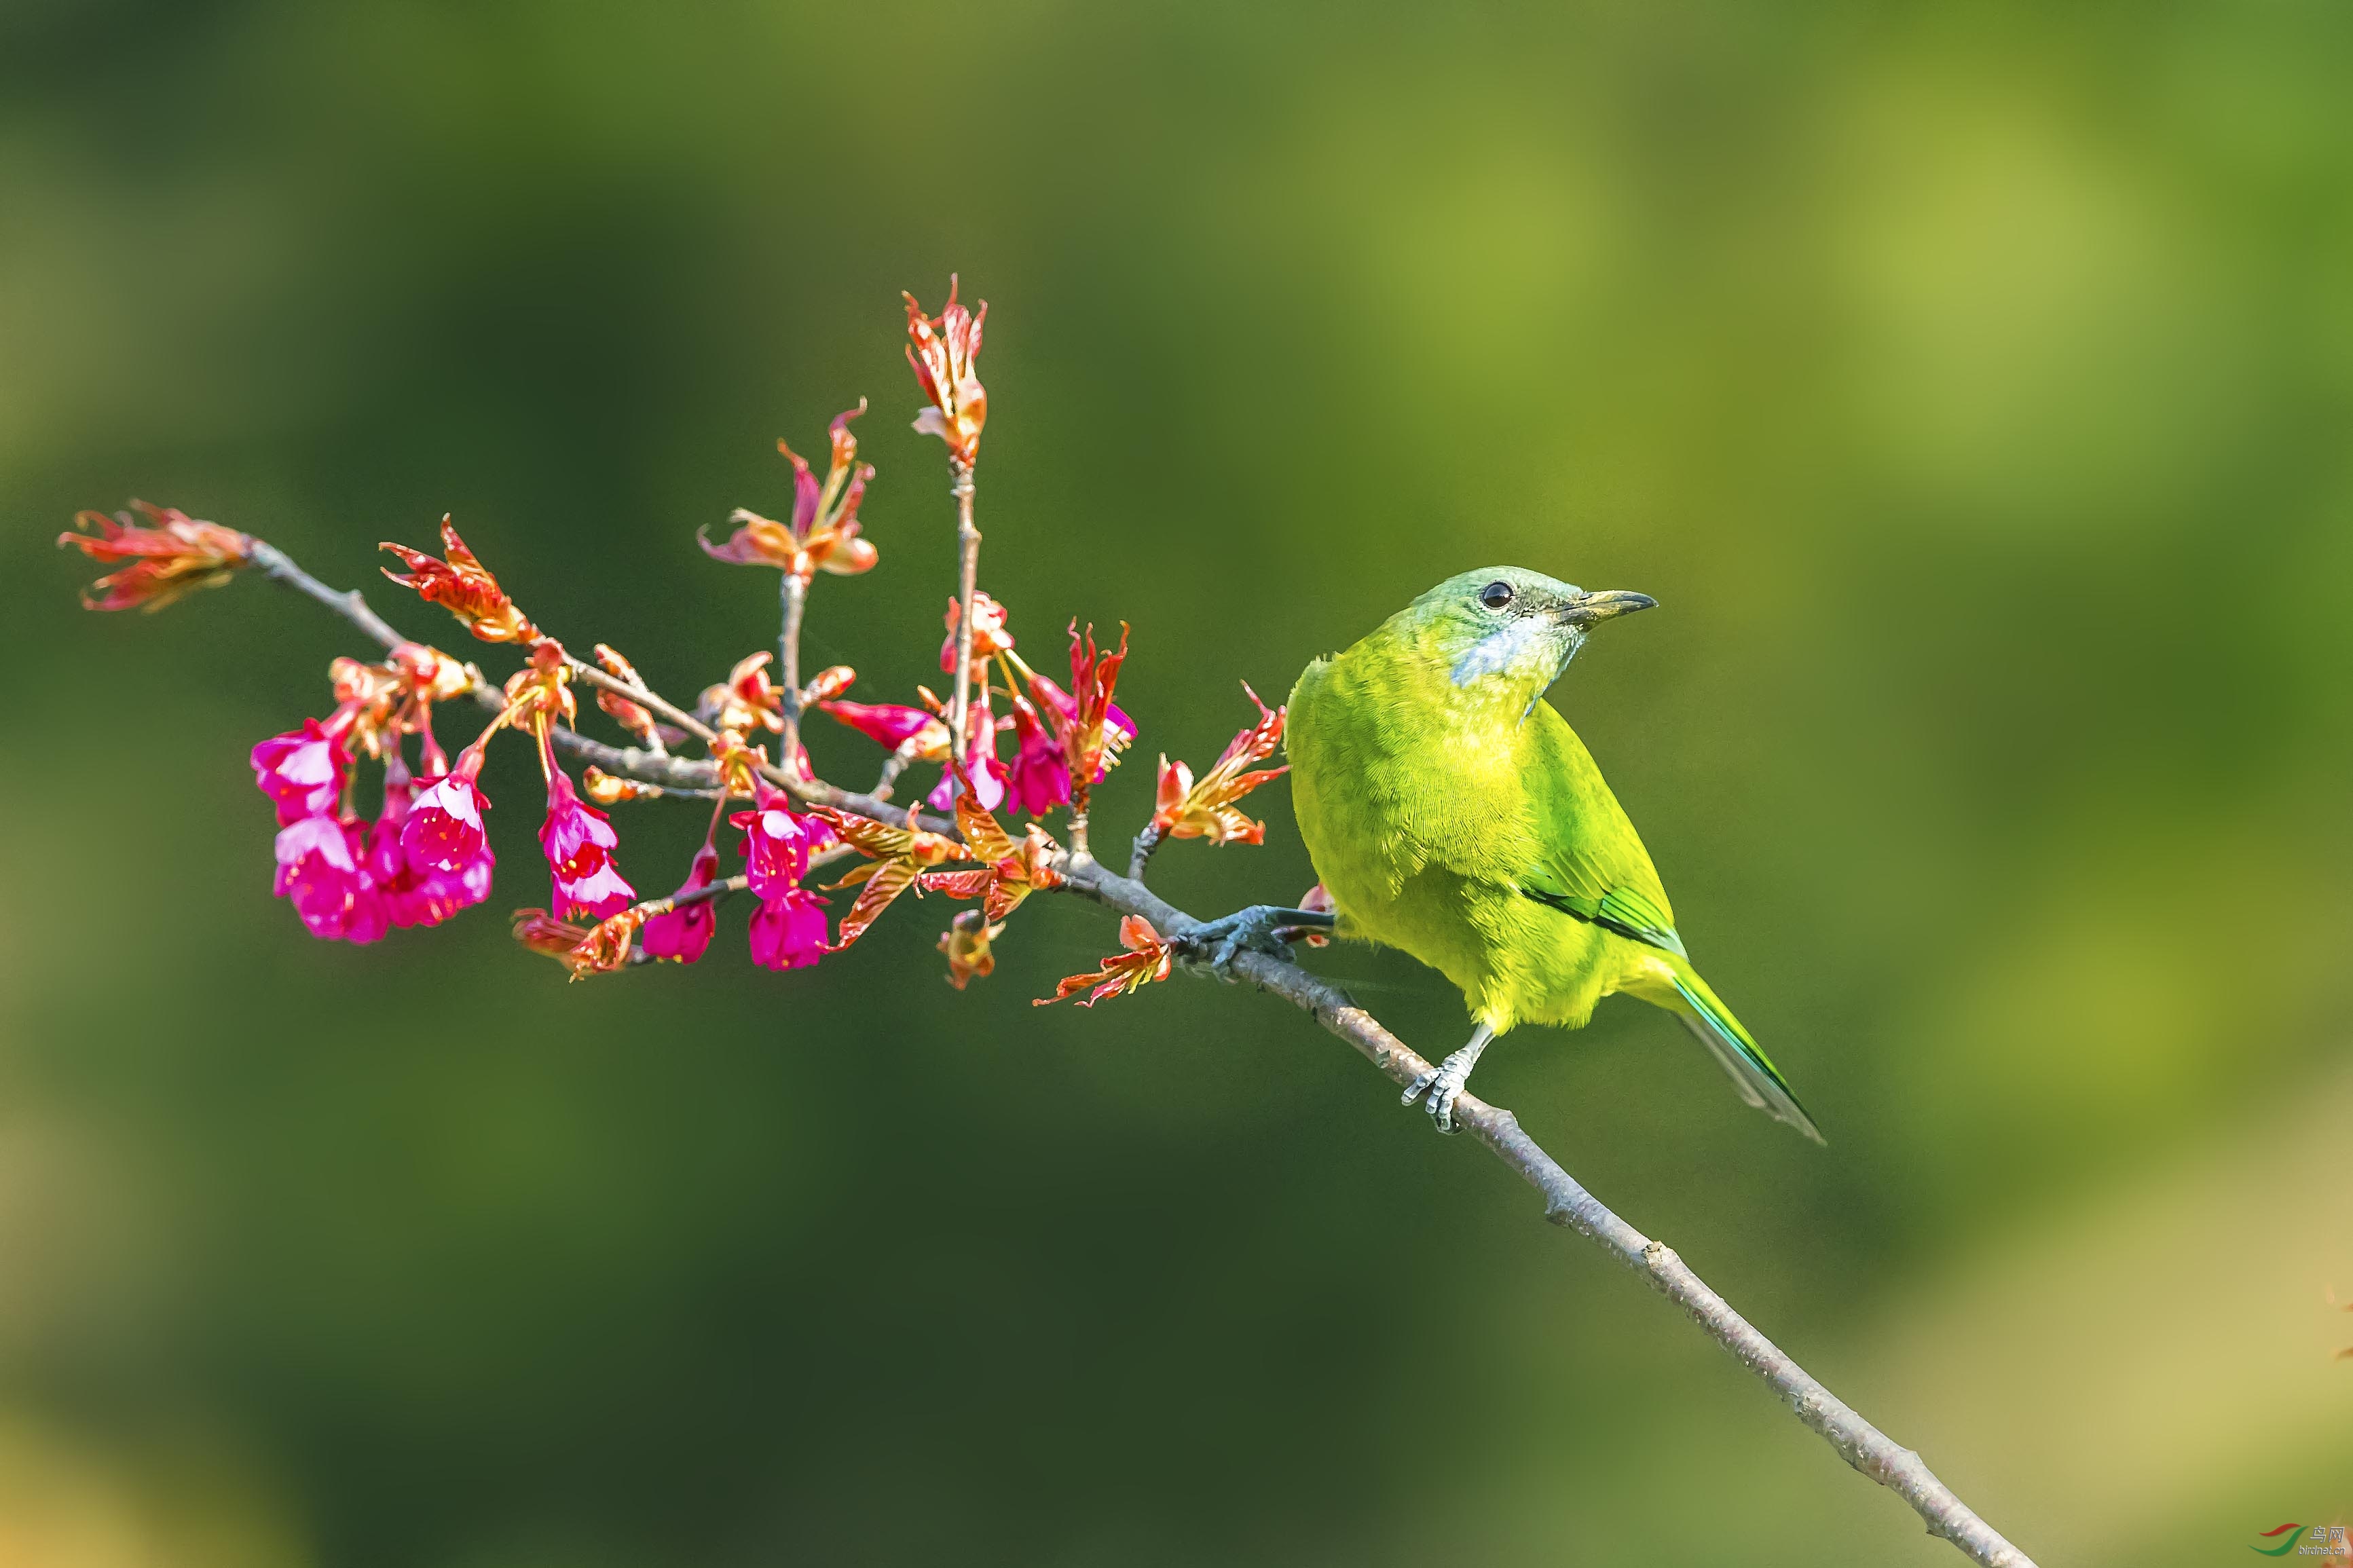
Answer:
[748,889,830,971]
[404,749,492,875]
[539,770,635,921]
[642,844,720,965]
[371,762,491,928]
[731,781,832,901]
[251,719,352,825]
[272,814,363,939]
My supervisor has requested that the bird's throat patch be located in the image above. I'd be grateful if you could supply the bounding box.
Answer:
[1449,617,1576,694]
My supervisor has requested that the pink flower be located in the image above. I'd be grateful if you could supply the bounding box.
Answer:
[1024,669,1137,783]
[405,855,494,928]
[748,888,830,971]
[251,719,352,825]
[1005,694,1071,817]
[642,844,719,965]
[540,770,634,921]
[364,763,489,927]
[730,781,832,901]
[272,814,363,939]
[556,858,634,922]
[816,699,950,761]
[403,750,492,875]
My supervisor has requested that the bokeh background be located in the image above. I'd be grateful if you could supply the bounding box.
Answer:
[3,2,2350,1563]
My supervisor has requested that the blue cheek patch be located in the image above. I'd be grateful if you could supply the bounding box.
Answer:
[1449,617,1553,687]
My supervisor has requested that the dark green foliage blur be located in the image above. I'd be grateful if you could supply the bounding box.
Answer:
[4,2,2351,1563]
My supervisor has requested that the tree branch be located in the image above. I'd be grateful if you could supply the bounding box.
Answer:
[1050,857,2037,1568]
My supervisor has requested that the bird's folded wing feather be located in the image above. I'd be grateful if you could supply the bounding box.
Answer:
[1515,705,1686,957]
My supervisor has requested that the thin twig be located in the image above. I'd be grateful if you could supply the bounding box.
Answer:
[656,872,750,914]
[249,541,408,650]
[566,658,721,750]
[946,460,979,768]
[1049,856,2037,1568]
[872,738,919,802]
[1126,822,1164,880]
[779,574,807,777]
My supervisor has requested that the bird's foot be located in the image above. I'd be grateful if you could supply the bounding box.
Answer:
[1401,1058,1475,1134]
[1172,905,1335,973]
[1401,1027,1495,1134]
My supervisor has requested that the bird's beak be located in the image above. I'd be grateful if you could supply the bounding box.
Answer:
[1556,589,1658,627]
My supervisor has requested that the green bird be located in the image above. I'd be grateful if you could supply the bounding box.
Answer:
[1184,567,1819,1140]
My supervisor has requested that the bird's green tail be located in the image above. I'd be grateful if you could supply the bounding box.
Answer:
[1667,962,1824,1144]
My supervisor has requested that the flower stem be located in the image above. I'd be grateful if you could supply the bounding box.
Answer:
[946,459,980,769]
[779,572,807,777]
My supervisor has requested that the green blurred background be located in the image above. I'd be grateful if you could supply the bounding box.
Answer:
[4,1,2352,1563]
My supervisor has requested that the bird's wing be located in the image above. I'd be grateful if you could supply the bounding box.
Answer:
[1515,704,1823,1142]
[1515,703,1686,957]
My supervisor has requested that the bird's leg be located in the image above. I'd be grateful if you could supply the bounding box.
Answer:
[1173,905,1337,971]
[1402,1023,1496,1134]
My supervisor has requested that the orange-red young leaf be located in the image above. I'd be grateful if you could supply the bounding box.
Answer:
[809,806,965,950]
[1151,682,1289,846]
[1036,916,1174,1007]
[59,501,253,612]
[700,405,877,581]
[380,518,537,643]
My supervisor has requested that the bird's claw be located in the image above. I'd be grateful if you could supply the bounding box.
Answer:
[1401,1062,1470,1134]
[1174,906,1308,973]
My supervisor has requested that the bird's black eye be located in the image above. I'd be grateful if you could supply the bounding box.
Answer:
[1479,580,1515,611]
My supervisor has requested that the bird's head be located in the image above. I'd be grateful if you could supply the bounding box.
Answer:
[1398,566,1656,703]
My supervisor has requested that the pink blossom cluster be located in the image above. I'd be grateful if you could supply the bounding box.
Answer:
[251,720,492,943]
